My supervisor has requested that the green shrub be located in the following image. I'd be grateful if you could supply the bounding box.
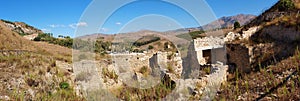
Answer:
[189,30,205,39]
[59,82,70,89]
[133,36,160,47]
[33,33,73,48]
[139,66,149,75]
[148,45,154,50]
[234,21,241,29]
[167,64,174,73]
[102,68,118,82]
[33,36,41,41]
[279,0,295,11]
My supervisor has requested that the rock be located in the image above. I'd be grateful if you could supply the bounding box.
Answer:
[271,94,278,98]
[0,95,10,100]
[225,32,241,42]
[27,88,35,98]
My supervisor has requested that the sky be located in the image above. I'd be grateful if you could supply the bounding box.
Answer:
[0,0,278,37]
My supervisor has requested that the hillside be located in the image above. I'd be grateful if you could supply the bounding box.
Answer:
[1,19,43,40]
[234,0,300,68]
[0,20,80,100]
[218,0,300,100]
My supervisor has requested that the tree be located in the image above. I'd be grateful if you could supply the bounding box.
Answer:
[58,35,63,38]
[148,45,154,50]
[234,21,241,29]
[279,0,295,11]
[33,36,41,41]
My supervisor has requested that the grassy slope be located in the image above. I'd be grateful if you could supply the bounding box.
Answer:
[0,20,82,100]
[215,51,300,100]
[0,20,72,62]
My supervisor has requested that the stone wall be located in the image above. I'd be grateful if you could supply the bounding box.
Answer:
[226,44,251,73]
[211,47,227,64]
[194,36,224,50]
[194,37,226,65]
[149,52,183,80]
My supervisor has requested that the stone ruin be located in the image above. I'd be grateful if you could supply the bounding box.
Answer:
[73,36,230,100]
[193,36,226,65]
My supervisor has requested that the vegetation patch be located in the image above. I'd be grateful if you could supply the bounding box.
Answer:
[34,33,73,48]
[176,30,205,40]
[215,50,300,100]
[139,66,150,76]
[59,82,70,89]
[279,0,295,11]
[133,35,161,47]
[102,67,118,83]
[112,75,176,100]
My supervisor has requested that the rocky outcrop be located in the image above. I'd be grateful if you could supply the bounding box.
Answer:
[225,26,261,42]
[1,19,42,40]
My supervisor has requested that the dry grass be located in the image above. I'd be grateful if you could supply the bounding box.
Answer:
[0,20,80,100]
[0,21,72,62]
[110,76,176,101]
[102,67,118,83]
[0,52,82,100]
[215,50,300,100]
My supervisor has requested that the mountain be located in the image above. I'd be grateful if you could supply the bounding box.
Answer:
[77,14,256,43]
[201,14,256,30]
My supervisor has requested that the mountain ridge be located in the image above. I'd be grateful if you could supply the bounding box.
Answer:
[78,14,256,40]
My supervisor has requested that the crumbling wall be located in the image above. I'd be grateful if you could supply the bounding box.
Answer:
[149,52,183,80]
[194,37,225,65]
[211,47,227,64]
[226,44,251,73]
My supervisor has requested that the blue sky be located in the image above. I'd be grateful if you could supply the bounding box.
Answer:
[0,0,278,37]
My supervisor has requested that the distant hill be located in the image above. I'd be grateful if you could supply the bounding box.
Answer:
[78,14,256,43]
[201,14,256,30]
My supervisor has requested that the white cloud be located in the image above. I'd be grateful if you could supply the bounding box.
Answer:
[99,28,109,32]
[116,22,122,25]
[41,28,51,33]
[49,24,65,28]
[69,22,88,29]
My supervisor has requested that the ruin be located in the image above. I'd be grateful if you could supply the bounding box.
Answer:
[226,43,251,73]
[193,36,226,65]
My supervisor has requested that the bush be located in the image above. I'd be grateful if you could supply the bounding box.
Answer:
[102,68,118,82]
[33,36,41,41]
[234,21,241,29]
[33,33,73,48]
[133,36,160,47]
[187,30,206,39]
[139,66,149,75]
[148,45,154,50]
[59,82,70,89]
[167,64,174,73]
[279,0,295,11]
